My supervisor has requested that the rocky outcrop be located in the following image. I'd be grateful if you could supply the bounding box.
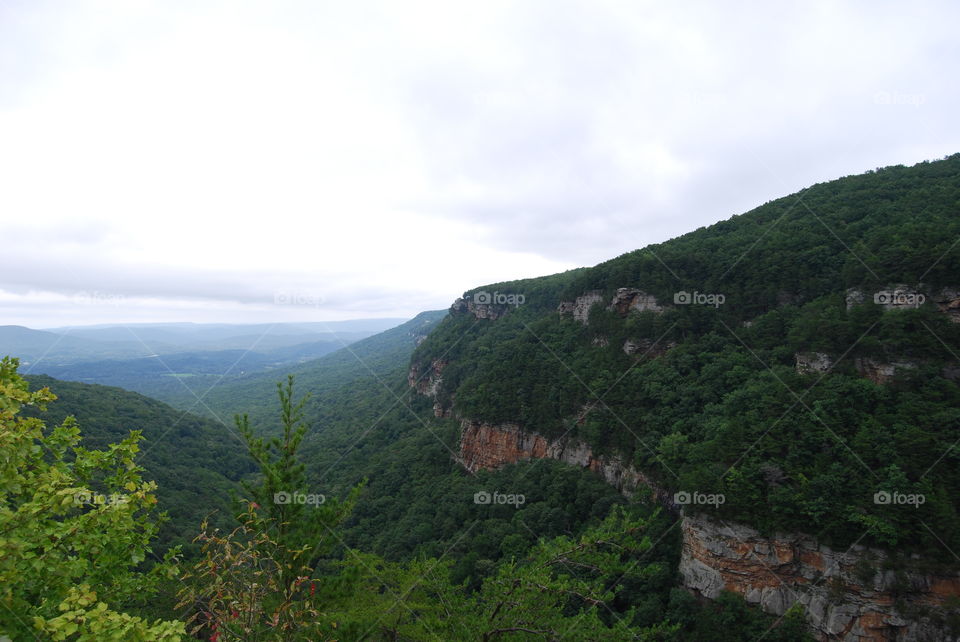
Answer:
[608,288,663,316]
[852,358,918,385]
[846,288,867,310]
[457,420,960,641]
[680,514,959,641]
[933,287,960,323]
[560,288,665,325]
[623,338,676,357]
[451,296,509,320]
[847,284,946,313]
[458,419,670,501]
[407,359,447,397]
[558,291,604,325]
[796,352,836,375]
[795,352,922,384]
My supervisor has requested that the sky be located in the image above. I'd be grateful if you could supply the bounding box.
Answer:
[1,0,957,327]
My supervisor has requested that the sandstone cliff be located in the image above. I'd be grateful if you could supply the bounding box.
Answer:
[457,419,960,641]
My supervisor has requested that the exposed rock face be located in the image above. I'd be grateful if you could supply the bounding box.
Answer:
[458,419,671,502]
[846,288,867,310]
[609,288,663,316]
[873,285,926,311]
[407,359,447,397]
[796,352,921,384]
[680,514,960,641]
[451,297,508,320]
[796,352,835,375]
[558,291,604,325]
[457,420,960,641]
[623,338,676,357]
[853,358,918,385]
[933,287,960,323]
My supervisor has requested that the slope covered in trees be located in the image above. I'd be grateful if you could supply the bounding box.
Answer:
[412,154,960,554]
[21,374,255,551]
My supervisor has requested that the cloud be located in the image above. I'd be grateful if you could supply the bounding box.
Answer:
[0,0,957,326]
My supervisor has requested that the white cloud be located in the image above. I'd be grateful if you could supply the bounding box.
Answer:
[0,0,957,326]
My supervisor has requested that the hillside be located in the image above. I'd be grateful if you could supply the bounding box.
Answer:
[15,319,406,404]
[152,155,960,640]
[21,374,255,552]
[402,155,960,638]
[412,154,960,549]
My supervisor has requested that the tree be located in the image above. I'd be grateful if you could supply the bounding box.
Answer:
[0,357,184,640]
[178,375,362,640]
[236,376,362,585]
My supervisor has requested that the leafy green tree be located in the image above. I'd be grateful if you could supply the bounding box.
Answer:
[0,357,184,640]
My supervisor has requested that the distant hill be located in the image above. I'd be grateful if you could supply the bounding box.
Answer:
[0,325,149,365]
[21,374,256,553]
[170,311,448,430]
[11,318,409,404]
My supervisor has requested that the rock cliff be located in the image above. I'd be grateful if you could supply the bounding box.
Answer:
[680,514,959,641]
[558,288,664,325]
[451,296,509,320]
[558,291,605,324]
[457,419,960,641]
[407,359,447,397]
[458,419,671,502]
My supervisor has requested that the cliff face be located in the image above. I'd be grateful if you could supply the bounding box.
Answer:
[558,288,664,325]
[457,420,960,642]
[451,296,509,320]
[557,291,605,324]
[458,419,671,502]
[407,359,447,397]
[680,515,959,642]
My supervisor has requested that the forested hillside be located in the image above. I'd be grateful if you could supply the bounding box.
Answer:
[413,154,960,553]
[21,375,255,551]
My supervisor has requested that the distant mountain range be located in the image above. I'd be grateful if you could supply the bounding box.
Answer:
[1,318,408,403]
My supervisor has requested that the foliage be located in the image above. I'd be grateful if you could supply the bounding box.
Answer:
[21,374,256,554]
[0,357,185,640]
[410,154,960,553]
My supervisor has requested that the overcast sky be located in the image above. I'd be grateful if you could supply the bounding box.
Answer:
[1,0,957,327]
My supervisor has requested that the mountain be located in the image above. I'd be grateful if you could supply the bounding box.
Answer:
[21,374,256,553]
[405,154,960,639]
[195,154,960,640]
[0,325,149,364]
[15,319,408,404]
[167,310,449,429]
[41,319,407,351]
